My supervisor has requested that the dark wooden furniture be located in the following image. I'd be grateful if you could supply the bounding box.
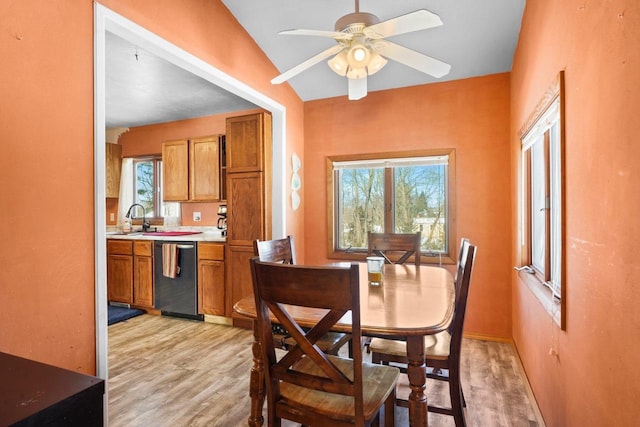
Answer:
[254,236,351,355]
[0,352,104,426]
[370,242,477,427]
[235,262,455,427]
[368,231,422,266]
[249,258,399,426]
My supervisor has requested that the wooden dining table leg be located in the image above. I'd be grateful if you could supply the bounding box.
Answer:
[248,321,265,427]
[406,335,428,426]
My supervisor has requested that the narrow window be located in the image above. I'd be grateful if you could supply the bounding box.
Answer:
[131,156,164,221]
[518,71,565,328]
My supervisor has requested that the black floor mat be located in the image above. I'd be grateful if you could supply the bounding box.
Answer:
[108,306,144,325]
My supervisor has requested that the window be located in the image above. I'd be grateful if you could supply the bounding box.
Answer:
[518,71,565,329]
[131,156,164,221]
[327,149,456,264]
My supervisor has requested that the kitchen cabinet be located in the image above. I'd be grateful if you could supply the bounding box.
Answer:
[226,245,254,328]
[162,139,189,201]
[226,172,265,246]
[226,113,270,173]
[197,242,225,316]
[107,239,154,309]
[133,241,154,308]
[225,112,272,323]
[107,240,133,304]
[105,143,122,198]
[162,135,221,202]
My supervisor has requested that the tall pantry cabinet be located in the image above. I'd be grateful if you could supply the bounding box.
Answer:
[225,112,272,326]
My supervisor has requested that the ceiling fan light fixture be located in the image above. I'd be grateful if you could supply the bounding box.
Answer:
[366,52,387,75]
[328,51,349,76]
[347,43,370,67]
[346,66,367,79]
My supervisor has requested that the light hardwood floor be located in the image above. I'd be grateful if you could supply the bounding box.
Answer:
[108,315,542,426]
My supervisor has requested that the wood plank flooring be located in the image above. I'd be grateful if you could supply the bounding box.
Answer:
[108,315,542,426]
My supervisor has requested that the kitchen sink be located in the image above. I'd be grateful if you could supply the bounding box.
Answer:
[142,231,202,236]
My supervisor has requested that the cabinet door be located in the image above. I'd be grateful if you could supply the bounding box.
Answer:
[226,113,271,173]
[133,256,154,308]
[226,172,265,246]
[162,139,189,201]
[226,245,255,319]
[105,143,122,198]
[107,254,133,304]
[190,136,220,201]
[198,260,225,315]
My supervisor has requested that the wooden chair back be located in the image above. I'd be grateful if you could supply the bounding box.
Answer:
[254,236,296,264]
[249,258,367,425]
[447,243,477,347]
[367,231,422,266]
[454,238,471,290]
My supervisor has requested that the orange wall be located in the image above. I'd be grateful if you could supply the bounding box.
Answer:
[304,74,513,339]
[510,1,640,425]
[0,0,304,373]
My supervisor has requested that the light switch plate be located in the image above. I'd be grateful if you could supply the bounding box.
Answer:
[193,212,201,221]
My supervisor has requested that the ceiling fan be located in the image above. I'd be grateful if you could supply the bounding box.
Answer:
[271,0,451,100]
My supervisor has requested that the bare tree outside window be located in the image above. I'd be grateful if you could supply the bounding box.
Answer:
[331,151,453,260]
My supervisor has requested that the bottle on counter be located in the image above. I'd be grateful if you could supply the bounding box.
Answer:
[122,218,131,233]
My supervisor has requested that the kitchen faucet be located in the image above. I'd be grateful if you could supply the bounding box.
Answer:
[125,203,151,232]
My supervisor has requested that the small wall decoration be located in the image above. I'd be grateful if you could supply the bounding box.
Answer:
[291,153,301,210]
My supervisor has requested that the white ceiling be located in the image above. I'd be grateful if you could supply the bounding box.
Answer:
[105,32,258,128]
[106,0,525,128]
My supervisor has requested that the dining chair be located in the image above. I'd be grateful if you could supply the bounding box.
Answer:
[249,258,400,426]
[367,231,422,266]
[369,241,477,427]
[253,236,351,356]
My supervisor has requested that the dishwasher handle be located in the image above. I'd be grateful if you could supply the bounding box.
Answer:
[177,244,195,250]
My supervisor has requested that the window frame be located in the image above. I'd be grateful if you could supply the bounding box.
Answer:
[518,71,566,330]
[131,155,164,225]
[326,149,457,265]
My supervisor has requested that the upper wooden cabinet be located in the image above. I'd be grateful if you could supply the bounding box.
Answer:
[190,136,220,201]
[105,143,122,198]
[162,136,221,202]
[226,113,272,173]
[162,139,189,201]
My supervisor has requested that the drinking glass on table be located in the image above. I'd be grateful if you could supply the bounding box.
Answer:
[366,256,385,286]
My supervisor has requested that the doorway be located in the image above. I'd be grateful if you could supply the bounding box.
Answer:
[94,4,286,379]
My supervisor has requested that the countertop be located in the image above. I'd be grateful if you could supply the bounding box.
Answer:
[106,226,226,242]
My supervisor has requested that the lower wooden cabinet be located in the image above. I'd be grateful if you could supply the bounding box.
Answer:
[107,239,154,309]
[107,240,133,304]
[133,241,154,308]
[198,243,225,316]
[226,245,255,323]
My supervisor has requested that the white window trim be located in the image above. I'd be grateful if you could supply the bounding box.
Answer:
[517,71,566,330]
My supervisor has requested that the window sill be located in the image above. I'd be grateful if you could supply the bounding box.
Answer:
[329,250,455,265]
[517,270,563,329]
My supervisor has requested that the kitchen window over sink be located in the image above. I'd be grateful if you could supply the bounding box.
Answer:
[119,156,176,226]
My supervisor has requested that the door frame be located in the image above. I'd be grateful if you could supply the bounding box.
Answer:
[94,3,287,379]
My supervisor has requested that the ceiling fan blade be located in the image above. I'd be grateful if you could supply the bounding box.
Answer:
[271,45,345,84]
[279,29,352,41]
[364,10,443,39]
[376,40,451,78]
[348,76,367,100]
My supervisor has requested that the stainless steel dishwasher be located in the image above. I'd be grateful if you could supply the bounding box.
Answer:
[153,241,203,321]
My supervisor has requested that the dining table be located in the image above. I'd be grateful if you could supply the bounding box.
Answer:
[233,262,455,427]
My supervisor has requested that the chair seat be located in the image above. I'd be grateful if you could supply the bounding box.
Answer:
[283,332,351,354]
[280,355,400,423]
[369,331,451,361]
